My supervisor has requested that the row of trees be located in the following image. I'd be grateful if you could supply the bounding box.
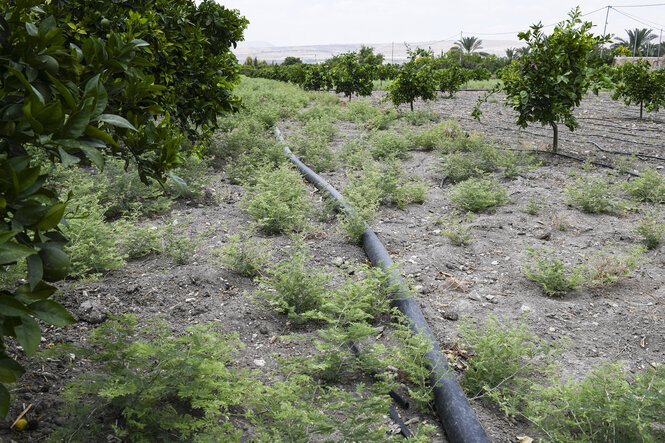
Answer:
[242,50,492,101]
[0,0,247,415]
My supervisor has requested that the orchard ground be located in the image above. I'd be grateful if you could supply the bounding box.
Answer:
[1,80,664,442]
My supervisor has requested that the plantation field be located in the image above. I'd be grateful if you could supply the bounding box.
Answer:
[2,78,664,442]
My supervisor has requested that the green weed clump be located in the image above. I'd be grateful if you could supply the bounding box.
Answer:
[635,211,665,249]
[369,130,412,160]
[412,120,464,151]
[437,213,474,246]
[345,160,426,213]
[458,316,665,442]
[303,117,338,141]
[623,167,665,203]
[449,176,509,213]
[523,197,545,215]
[527,363,665,442]
[47,315,253,442]
[256,243,329,324]
[400,108,438,126]
[214,231,271,278]
[564,175,625,214]
[242,164,311,234]
[585,245,645,287]
[390,312,438,412]
[290,133,336,173]
[439,145,501,183]
[458,315,563,411]
[342,101,397,130]
[523,248,585,296]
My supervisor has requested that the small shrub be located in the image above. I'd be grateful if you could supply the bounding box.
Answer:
[369,130,411,160]
[440,131,486,154]
[586,245,645,287]
[438,145,500,183]
[401,109,437,126]
[527,363,665,442]
[64,201,126,278]
[523,197,545,215]
[390,311,437,412]
[458,315,563,411]
[500,150,541,179]
[224,138,287,186]
[412,120,464,151]
[342,101,397,129]
[161,218,202,265]
[341,138,372,170]
[214,232,271,278]
[303,117,338,141]
[242,164,311,234]
[115,222,163,259]
[523,247,585,296]
[291,134,336,172]
[623,167,665,203]
[449,176,509,213]
[47,315,252,442]
[635,211,665,249]
[256,243,329,323]
[552,212,569,231]
[564,175,625,214]
[437,213,474,246]
[164,153,213,201]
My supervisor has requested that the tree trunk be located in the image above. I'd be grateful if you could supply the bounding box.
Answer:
[640,101,643,120]
[551,122,558,153]
[410,101,414,112]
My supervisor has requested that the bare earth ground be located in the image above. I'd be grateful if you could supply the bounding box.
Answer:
[1,90,664,442]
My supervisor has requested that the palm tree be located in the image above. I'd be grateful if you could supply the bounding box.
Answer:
[455,36,483,55]
[612,28,657,56]
[505,48,516,60]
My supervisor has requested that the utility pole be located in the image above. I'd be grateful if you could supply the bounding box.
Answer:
[600,6,610,58]
[391,42,394,64]
[459,31,462,66]
[659,29,663,58]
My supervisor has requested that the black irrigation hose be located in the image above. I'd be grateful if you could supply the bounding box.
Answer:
[276,127,490,443]
[589,141,665,162]
[389,405,413,438]
[350,343,410,410]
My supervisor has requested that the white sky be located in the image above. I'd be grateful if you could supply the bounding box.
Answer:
[217,1,665,46]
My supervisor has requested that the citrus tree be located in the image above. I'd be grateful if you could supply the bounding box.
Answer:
[473,8,609,151]
[0,0,246,416]
[329,52,374,100]
[612,60,665,119]
[385,48,437,111]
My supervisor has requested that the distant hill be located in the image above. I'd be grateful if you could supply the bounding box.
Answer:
[232,40,523,64]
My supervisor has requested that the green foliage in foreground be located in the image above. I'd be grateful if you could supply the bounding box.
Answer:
[48,314,435,442]
[242,163,312,234]
[623,168,665,203]
[460,316,665,442]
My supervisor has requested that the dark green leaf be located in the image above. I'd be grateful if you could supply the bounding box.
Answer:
[79,145,104,170]
[0,358,24,384]
[84,125,118,148]
[0,383,8,416]
[0,295,30,316]
[16,281,57,301]
[27,254,43,290]
[34,203,66,231]
[29,300,76,326]
[15,316,41,357]
[96,114,137,130]
[58,146,80,166]
[0,242,36,265]
[25,22,38,37]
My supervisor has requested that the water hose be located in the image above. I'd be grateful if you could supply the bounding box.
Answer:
[276,127,490,443]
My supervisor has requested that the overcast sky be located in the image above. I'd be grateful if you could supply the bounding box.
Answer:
[217,1,665,47]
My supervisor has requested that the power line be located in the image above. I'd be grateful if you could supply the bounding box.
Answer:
[611,7,665,30]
